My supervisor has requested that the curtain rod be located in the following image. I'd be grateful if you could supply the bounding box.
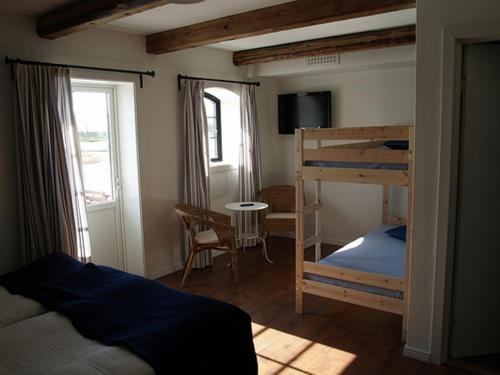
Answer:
[177,74,260,91]
[5,57,155,89]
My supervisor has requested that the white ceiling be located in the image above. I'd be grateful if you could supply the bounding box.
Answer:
[0,0,416,52]
[211,9,415,51]
[110,0,292,34]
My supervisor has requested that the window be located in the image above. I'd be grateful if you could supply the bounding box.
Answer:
[204,87,241,169]
[72,86,118,206]
[204,93,222,162]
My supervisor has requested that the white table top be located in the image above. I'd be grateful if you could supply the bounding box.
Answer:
[224,201,268,212]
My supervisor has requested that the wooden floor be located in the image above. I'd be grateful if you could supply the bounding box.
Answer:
[450,354,500,375]
[159,237,465,375]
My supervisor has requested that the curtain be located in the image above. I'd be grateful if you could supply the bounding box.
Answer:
[237,85,263,247]
[13,64,90,263]
[183,80,212,268]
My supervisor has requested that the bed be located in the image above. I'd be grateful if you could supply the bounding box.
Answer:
[295,125,414,341]
[0,307,153,374]
[0,253,258,375]
[306,224,405,300]
[0,285,46,329]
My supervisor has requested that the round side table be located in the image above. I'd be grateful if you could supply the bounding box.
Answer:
[224,201,272,263]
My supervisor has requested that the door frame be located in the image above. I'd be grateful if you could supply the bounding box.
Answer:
[72,83,126,270]
[431,20,500,364]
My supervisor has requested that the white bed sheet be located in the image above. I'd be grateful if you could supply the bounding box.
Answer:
[0,311,154,375]
[0,286,46,329]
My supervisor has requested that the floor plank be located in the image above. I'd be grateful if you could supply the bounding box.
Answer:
[158,237,465,375]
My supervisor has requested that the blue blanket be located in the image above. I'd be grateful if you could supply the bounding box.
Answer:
[0,253,257,375]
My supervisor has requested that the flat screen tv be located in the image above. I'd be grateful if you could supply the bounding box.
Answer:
[278,91,332,134]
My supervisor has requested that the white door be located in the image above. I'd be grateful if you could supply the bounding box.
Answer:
[449,42,500,358]
[72,85,125,270]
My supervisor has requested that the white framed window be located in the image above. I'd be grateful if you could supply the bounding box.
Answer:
[204,87,241,171]
[204,93,223,162]
[72,85,120,207]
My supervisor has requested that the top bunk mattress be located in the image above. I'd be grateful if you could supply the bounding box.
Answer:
[304,160,408,170]
[306,224,406,299]
[304,141,409,170]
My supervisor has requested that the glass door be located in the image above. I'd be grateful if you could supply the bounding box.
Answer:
[72,85,124,269]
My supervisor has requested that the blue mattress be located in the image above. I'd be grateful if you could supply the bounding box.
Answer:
[306,224,406,299]
[304,160,408,170]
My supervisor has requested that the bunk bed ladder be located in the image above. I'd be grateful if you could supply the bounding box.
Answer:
[382,186,390,224]
[315,139,321,262]
[295,129,304,314]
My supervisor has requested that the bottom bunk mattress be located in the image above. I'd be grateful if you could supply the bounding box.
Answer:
[306,224,406,299]
[0,253,257,375]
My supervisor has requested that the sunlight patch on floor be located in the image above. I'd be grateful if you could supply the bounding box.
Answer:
[252,323,357,375]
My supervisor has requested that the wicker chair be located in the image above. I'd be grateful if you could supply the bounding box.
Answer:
[259,185,296,239]
[175,204,238,287]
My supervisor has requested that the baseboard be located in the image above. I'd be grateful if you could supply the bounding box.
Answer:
[403,345,431,363]
[148,261,184,280]
[323,237,350,247]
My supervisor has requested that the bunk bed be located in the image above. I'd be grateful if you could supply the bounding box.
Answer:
[295,125,414,340]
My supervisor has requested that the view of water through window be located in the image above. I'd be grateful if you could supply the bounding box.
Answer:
[72,90,114,205]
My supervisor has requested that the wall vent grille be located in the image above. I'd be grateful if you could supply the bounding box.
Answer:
[305,54,340,66]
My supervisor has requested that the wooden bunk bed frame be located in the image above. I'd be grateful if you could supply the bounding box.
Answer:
[295,125,414,340]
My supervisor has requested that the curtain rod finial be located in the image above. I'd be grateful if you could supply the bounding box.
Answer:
[177,74,184,91]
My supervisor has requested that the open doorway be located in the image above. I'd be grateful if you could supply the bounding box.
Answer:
[72,79,145,276]
[73,84,123,268]
[447,42,500,373]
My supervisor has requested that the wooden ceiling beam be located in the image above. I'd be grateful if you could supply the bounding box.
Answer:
[146,0,416,55]
[233,25,416,66]
[38,0,171,39]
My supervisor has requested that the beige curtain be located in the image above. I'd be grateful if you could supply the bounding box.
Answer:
[237,85,263,247]
[13,64,90,263]
[183,79,212,268]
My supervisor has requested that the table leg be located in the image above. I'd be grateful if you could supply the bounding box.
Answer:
[256,210,272,264]
[260,236,273,263]
[242,211,246,253]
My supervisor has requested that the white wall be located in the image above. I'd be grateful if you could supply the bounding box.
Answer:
[259,65,415,243]
[408,0,500,364]
[0,12,247,277]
